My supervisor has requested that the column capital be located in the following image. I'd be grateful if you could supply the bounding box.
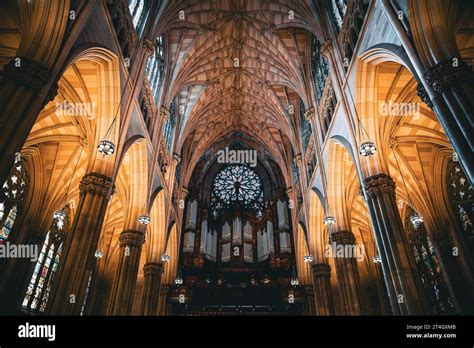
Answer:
[320,39,333,57]
[79,173,113,196]
[304,107,316,121]
[119,229,144,247]
[143,262,164,276]
[293,154,302,166]
[416,83,433,109]
[173,153,181,164]
[1,56,50,93]
[425,58,472,94]
[311,263,331,277]
[142,38,155,55]
[363,173,396,199]
[160,106,170,121]
[330,230,356,245]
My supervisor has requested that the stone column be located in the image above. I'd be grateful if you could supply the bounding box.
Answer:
[363,173,424,315]
[303,286,316,315]
[311,263,335,315]
[329,230,363,315]
[48,173,113,315]
[0,57,58,184]
[157,285,171,315]
[107,229,145,315]
[423,61,474,185]
[167,153,181,186]
[140,262,164,315]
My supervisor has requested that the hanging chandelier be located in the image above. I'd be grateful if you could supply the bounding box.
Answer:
[372,255,382,264]
[161,254,171,262]
[138,214,151,225]
[358,141,377,157]
[323,215,336,225]
[303,255,313,263]
[97,139,115,156]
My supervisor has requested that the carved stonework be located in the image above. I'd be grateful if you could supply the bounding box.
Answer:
[363,173,396,199]
[330,230,356,245]
[142,38,155,55]
[320,38,333,58]
[304,107,316,121]
[1,56,50,93]
[416,83,433,109]
[119,229,144,247]
[312,263,331,277]
[160,106,170,121]
[294,154,302,167]
[143,262,164,277]
[79,173,113,196]
[173,153,181,164]
[425,59,473,94]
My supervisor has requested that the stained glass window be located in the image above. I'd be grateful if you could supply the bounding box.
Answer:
[331,0,348,31]
[405,207,454,314]
[299,100,311,152]
[447,161,473,244]
[0,155,27,243]
[146,35,165,103]
[210,164,264,218]
[22,207,68,313]
[163,98,176,152]
[311,35,329,105]
[128,0,147,34]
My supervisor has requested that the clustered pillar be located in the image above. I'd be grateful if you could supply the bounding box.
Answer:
[329,231,363,315]
[140,262,164,315]
[107,229,145,315]
[311,263,335,315]
[363,173,424,315]
[48,173,113,315]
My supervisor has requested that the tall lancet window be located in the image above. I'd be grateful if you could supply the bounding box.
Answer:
[331,0,348,31]
[311,35,329,105]
[128,0,148,34]
[146,35,165,103]
[299,100,311,152]
[447,161,473,247]
[22,206,69,313]
[162,99,176,152]
[405,207,454,314]
[0,155,27,243]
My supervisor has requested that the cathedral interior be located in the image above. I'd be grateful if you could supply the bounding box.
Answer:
[0,0,473,317]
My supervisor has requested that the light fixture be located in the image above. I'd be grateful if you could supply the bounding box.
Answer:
[410,214,424,228]
[138,214,151,225]
[205,274,212,284]
[303,255,313,263]
[161,254,171,262]
[358,141,377,157]
[323,215,336,225]
[175,276,183,285]
[97,139,115,156]
[95,250,104,258]
[372,255,382,264]
[262,274,271,284]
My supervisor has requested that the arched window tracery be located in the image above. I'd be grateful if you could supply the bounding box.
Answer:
[210,164,265,219]
[405,207,454,314]
[146,35,165,103]
[0,156,27,243]
[447,161,473,245]
[22,206,69,313]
